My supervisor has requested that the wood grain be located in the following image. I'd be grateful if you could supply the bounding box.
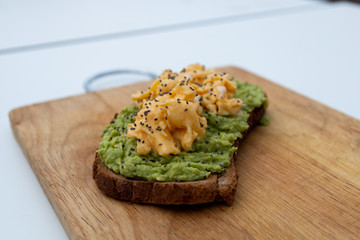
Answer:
[9,66,360,240]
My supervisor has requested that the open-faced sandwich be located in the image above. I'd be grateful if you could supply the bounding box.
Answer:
[93,64,268,205]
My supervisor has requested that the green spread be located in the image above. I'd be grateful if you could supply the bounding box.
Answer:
[97,80,267,182]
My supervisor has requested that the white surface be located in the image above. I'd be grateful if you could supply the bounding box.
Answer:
[1,1,360,240]
[0,0,315,51]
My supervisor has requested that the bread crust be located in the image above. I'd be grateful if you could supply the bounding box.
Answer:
[93,106,266,205]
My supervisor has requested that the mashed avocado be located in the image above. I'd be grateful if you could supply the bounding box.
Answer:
[97,80,267,182]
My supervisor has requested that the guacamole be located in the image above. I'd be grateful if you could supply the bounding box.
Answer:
[97,80,267,182]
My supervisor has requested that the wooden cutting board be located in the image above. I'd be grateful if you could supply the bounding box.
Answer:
[9,67,360,240]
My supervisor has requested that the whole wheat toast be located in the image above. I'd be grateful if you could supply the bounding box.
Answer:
[93,105,266,205]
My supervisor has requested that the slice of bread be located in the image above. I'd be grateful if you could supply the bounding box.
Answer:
[93,105,266,205]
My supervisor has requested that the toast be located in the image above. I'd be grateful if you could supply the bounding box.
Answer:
[93,104,266,205]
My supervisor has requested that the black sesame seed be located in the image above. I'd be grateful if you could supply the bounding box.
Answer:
[130,147,135,151]
[134,163,137,166]
[159,143,163,146]
[154,118,158,121]
[128,152,131,156]
[184,108,188,111]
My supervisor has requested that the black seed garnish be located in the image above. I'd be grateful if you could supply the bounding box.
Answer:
[130,147,135,151]
[154,118,158,121]
[159,143,162,146]
[184,108,188,111]
[200,123,204,127]
[134,163,137,166]
[128,152,131,156]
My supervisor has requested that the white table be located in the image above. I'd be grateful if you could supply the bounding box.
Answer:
[1,1,359,239]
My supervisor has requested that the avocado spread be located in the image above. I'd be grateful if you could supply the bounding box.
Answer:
[97,80,267,182]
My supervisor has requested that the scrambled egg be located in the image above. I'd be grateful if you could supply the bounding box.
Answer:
[127,64,242,156]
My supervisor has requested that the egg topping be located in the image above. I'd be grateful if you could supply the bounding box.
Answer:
[127,64,242,156]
